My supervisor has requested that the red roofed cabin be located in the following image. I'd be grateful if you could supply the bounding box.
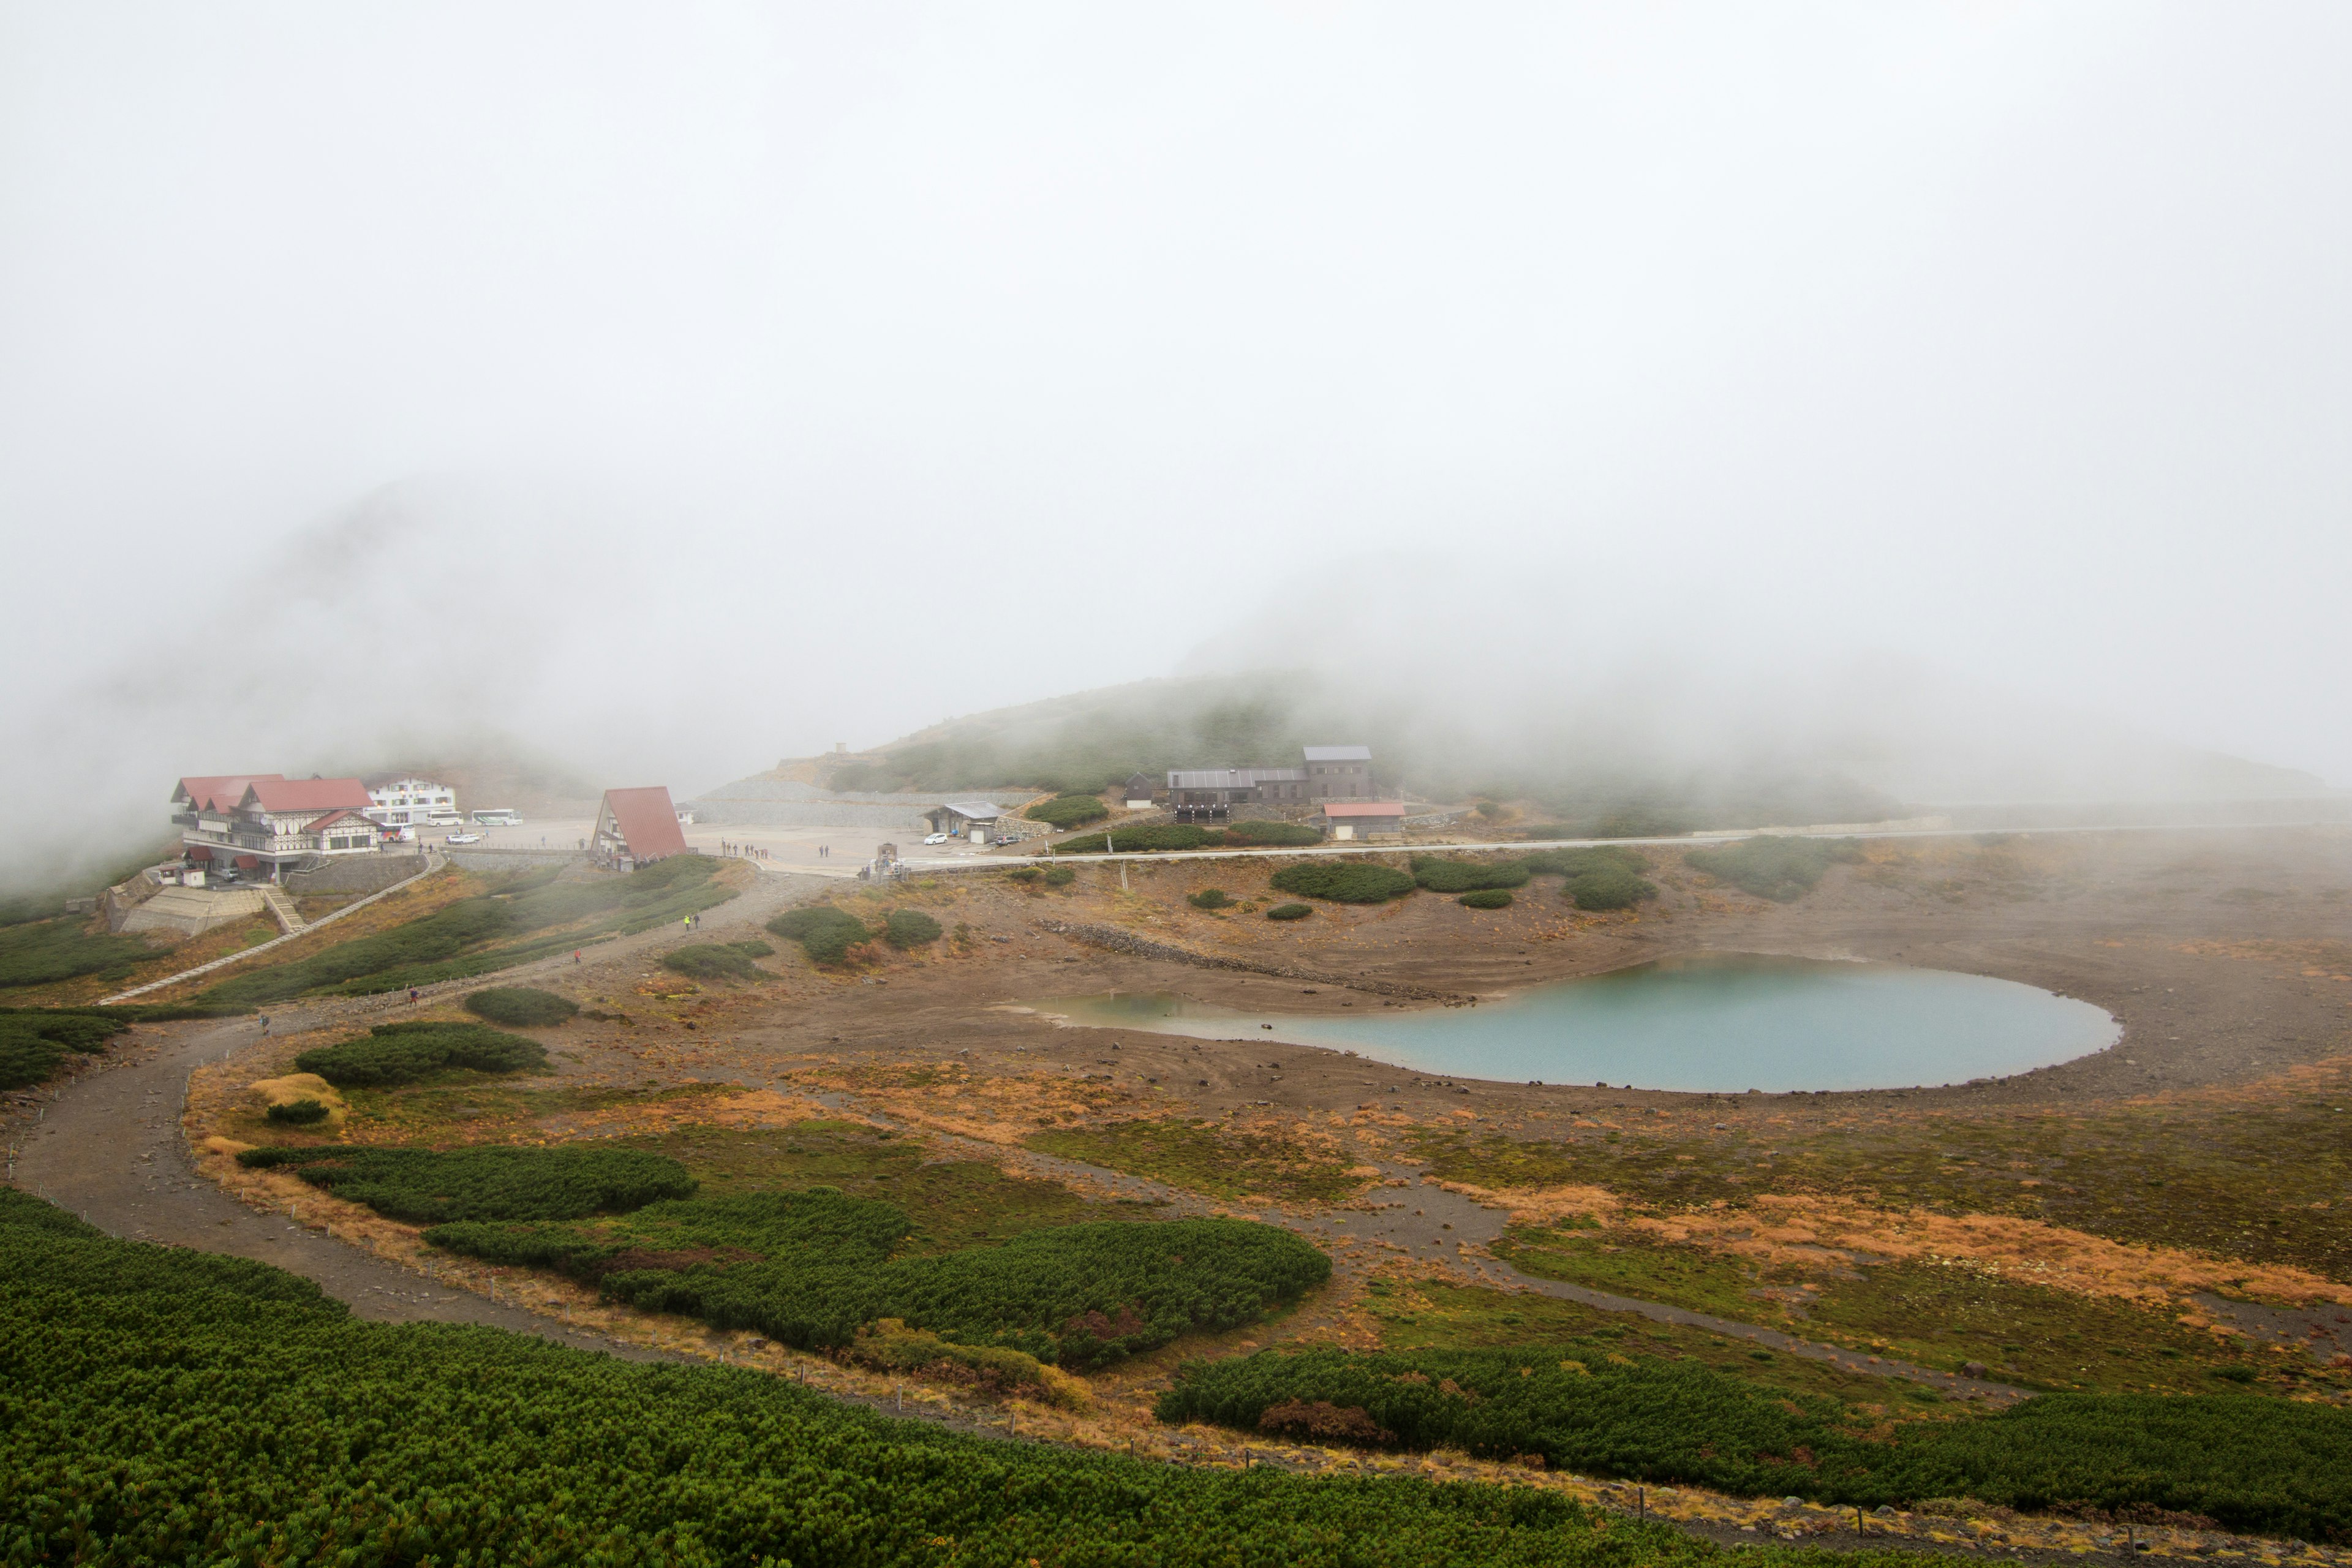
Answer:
[592,786,693,871]
[1317,801,1407,841]
[172,774,380,880]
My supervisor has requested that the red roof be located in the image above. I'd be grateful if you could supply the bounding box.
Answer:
[309,809,368,832]
[175,774,284,813]
[233,854,260,869]
[186,845,213,861]
[601,786,690,860]
[241,778,373,814]
[1322,801,1406,818]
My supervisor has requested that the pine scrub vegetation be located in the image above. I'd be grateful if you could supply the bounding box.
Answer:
[1157,1345,2352,1542]
[1270,862,1416,903]
[1684,837,1863,902]
[767,905,873,965]
[292,1020,548,1087]
[1026,792,1112,829]
[462,986,580,1027]
[0,1185,1770,1568]
[427,1191,1329,1371]
[235,1144,698,1224]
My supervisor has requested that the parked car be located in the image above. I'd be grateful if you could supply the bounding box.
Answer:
[992,835,1020,846]
[445,832,484,845]
[922,832,949,845]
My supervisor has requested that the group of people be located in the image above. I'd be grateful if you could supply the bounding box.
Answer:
[717,839,771,861]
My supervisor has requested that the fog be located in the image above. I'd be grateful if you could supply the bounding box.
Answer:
[3,4,2347,889]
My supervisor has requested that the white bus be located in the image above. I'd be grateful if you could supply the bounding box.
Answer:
[472,807,522,827]
[423,809,463,827]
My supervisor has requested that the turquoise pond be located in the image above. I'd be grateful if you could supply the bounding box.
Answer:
[1036,953,2120,1093]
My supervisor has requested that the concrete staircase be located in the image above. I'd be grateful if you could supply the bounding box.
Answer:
[258,883,307,935]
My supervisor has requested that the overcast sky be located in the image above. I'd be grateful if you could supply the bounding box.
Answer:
[2,3,2346,881]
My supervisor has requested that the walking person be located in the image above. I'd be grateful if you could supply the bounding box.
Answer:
[258,1013,269,1036]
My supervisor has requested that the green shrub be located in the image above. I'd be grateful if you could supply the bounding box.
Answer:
[1520,845,1652,878]
[293,1022,548,1088]
[1270,862,1415,903]
[1041,865,1076,887]
[1565,865,1657,910]
[1221,821,1322,848]
[883,910,943,948]
[1412,856,1531,892]
[1187,889,1231,910]
[0,917,156,990]
[462,987,580,1028]
[1,1185,1741,1568]
[767,905,873,964]
[1266,903,1313,921]
[660,943,768,982]
[1156,1345,2352,1540]
[0,1010,132,1091]
[1005,867,1042,884]
[235,1144,696,1224]
[1684,838,1864,901]
[429,1191,1327,1371]
[1027,794,1111,829]
[198,857,735,1007]
[1460,889,1513,910]
[265,1098,331,1126]
[1053,824,1216,854]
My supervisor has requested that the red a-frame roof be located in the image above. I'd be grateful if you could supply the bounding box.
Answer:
[601,786,690,861]
[173,774,284,813]
[243,778,374,813]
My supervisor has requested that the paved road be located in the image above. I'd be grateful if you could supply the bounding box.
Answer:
[905,816,2352,872]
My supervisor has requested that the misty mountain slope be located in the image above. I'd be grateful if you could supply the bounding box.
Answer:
[761,666,2332,827]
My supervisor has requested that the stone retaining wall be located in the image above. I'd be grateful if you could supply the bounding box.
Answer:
[284,853,433,896]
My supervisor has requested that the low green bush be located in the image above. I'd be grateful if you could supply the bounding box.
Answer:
[884,910,942,948]
[1027,794,1111,829]
[660,943,770,982]
[767,905,873,964]
[236,1144,696,1224]
[1005,867,1042,884]
[1042,865,1076,887]
[293,1021,548,1088]
[1053,824,1216,854]
[1519,845,1652,878]
[429,1192,1327,1371]
[1565,865,1657,910]
[1157,1345,2352,1541]
[0,918,156,990]
[0,1010,132,1091]
[265,1098,330,1126]
[1684,838,1864,901]
[1460,889,1513,910]
[1266,903,1313,921]
[1187,889,1231,910]
[198,856,736,1006]
[1221,821,1323,848]
[462,987,580,1028]
[4,1185,1729,1568]
[1412,856,1531,892]
[1270,862,1415,903]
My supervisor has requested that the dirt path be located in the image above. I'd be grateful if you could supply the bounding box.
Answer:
[4,867,827,1346]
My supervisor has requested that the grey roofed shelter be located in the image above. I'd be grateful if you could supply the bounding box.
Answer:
[1302,745,1371,763]
[924,799,1006,837]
